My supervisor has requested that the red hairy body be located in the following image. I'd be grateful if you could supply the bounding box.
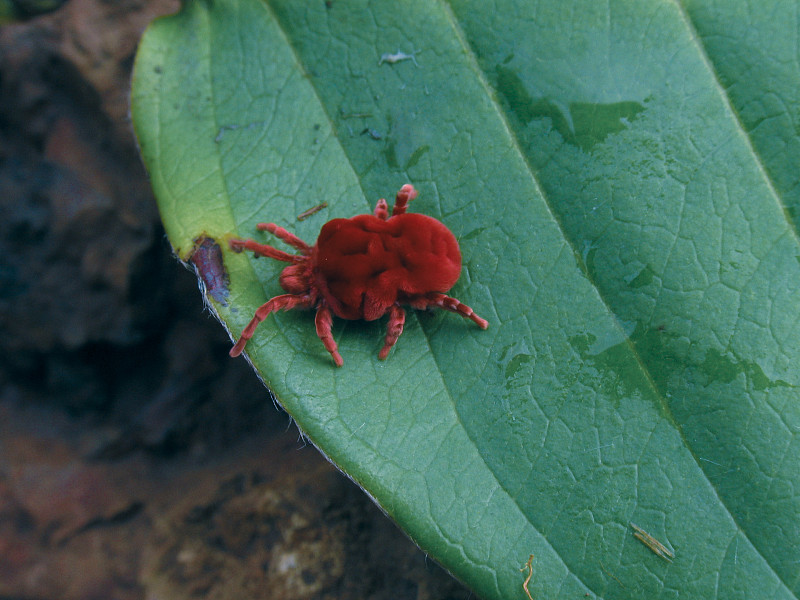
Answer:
[229,184,488,366]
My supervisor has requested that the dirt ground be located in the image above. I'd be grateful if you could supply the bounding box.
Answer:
[0,2,470,598]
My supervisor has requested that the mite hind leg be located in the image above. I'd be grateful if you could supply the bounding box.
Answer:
[411,292,489,329]
[315,305,344,367]
[379,305,406,360]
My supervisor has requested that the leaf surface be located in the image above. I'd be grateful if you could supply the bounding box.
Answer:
[132,1,800,598]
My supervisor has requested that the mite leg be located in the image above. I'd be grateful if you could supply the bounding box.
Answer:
[257,223,312,254]
[374,198,389,220]
[229,238,298,262]
[379,305,406,360]
[391,184,418,217]
[315,305,344,367]
[230,294,312,357]
[413,292,489,329]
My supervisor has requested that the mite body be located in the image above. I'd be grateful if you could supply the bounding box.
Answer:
[229,184,488,366]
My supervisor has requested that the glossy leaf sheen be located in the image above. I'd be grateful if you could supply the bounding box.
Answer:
[132,1,800,598]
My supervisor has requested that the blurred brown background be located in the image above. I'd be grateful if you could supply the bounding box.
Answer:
[0,1,469,598]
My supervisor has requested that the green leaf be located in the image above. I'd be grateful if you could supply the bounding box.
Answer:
[132,1,800,598]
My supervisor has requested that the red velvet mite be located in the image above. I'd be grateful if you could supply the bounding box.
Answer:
[228,184,488,366]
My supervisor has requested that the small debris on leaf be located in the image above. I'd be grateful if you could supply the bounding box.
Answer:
[297,202,328,221]
[378,49,420,67]
[360,127,382,140]
[630,522,674,562]
[519,554,534,600]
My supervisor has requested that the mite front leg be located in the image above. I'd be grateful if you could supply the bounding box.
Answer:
[374,198,389,220]
[379,305,406,360]
[229,238,298,263]
[315,305,344,367]
[257,223,313,254]
[391,184,418,217]
[415,292,489,329]
[230,294,312,357]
